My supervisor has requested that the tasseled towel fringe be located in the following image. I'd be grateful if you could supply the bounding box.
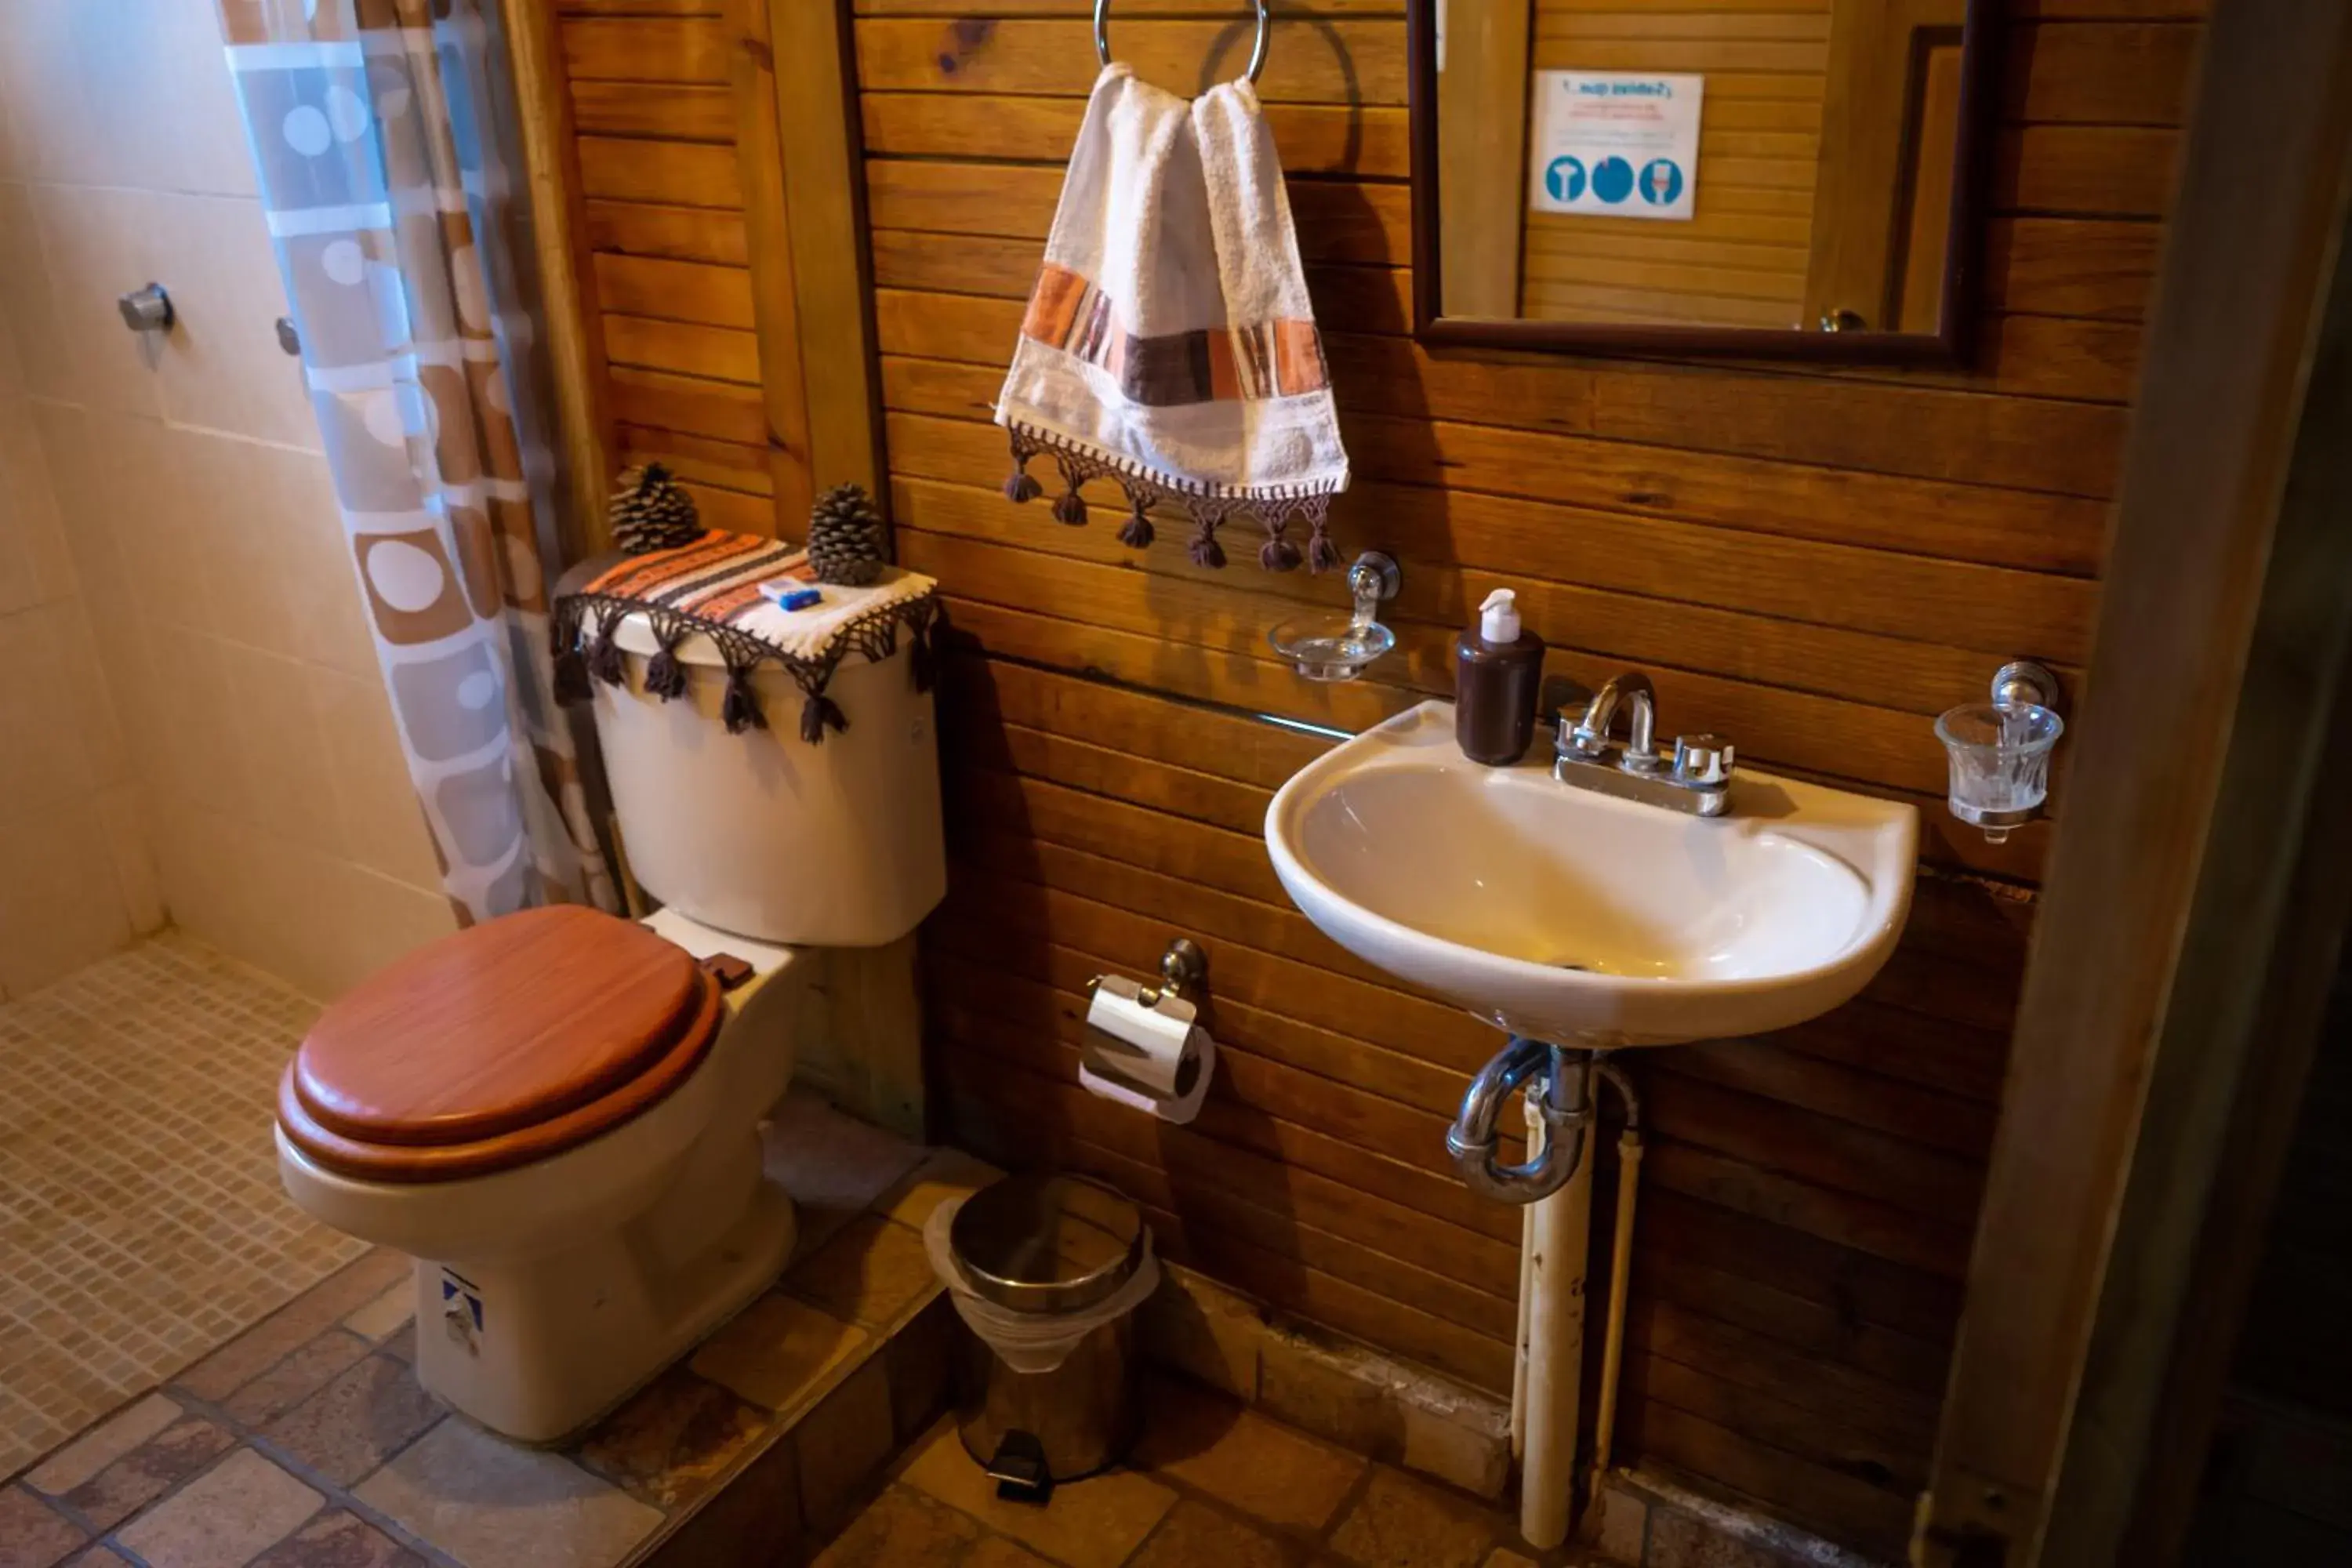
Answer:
[1051,451,1091,527]
[1117,480,1155,550]
[1002,424,1341,572]
[1004,441,1044,503]
[1189,503,1229,570]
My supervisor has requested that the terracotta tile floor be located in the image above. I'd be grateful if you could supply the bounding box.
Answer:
[817,1376,1599,1568]
[0,1094,975,1568]
[0,936,364,1478]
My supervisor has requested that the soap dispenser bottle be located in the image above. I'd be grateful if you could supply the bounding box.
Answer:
[1455,588,1544,764]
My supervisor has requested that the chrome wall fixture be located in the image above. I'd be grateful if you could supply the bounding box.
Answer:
[1083,937,1206,1011]
[1935,659,2066,843]
[1268,550,1400,682]
[1095,0,1272,83]
[115,283,173,336]
[1990,659,2060,713]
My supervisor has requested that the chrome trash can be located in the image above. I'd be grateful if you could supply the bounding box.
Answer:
[942,1174,1153,1499]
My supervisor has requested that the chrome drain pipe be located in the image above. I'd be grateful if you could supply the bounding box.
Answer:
[1445,1039,1592,1203]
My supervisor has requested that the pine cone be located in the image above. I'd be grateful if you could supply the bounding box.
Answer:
[807,483,885,586]
[609,463,703,556]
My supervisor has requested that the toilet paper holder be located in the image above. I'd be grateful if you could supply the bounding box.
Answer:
[1087,938,1207,1013]
[1078,938,1217,1123]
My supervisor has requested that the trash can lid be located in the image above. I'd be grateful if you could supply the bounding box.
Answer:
[950,1174,1145,1315]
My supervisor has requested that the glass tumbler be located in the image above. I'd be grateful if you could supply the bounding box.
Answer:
[1934,702,2064,843]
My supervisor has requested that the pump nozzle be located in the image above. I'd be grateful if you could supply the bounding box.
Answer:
[1479,588,1522,646]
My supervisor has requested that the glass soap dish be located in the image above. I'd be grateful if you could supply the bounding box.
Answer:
[1269,551,1401,683]
[1269,615,1394,681]
[1936,699,2063,844]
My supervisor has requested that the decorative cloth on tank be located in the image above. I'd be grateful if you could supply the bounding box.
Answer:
[995,65,1351,573]
[552,532,940,742]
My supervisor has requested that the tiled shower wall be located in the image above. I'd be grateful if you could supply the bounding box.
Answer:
[0,0,453,999]
[0,299,149,998]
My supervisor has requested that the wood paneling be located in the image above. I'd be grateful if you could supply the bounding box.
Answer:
[575,136,740,208]
[545,0,881,540]
[855,16,1412,102]
[863,92,1413,176]
[550,4,773,531]
[808,5,2188,1558]
[569,82,735,143]
[560,16,729,85]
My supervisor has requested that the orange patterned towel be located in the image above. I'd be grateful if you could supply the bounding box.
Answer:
[996,64,1349,573]
[552,532,939,741]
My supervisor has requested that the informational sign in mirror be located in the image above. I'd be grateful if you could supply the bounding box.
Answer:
[1526,71,1704,222]
[1415,0,1989,353]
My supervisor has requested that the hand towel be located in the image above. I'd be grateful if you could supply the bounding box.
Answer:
[996,64,1350,572]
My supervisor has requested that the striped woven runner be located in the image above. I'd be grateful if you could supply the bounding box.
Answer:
[579,532,810,624]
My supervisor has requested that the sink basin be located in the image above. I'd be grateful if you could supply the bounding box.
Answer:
[1265,702,1918,1046]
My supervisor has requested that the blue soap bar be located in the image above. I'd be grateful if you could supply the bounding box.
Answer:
[759,579,824,612]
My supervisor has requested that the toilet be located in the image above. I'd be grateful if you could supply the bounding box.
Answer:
[274,612,944,1443]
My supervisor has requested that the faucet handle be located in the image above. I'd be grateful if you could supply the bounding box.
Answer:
[1671,735,1735,786]
[1557,706,1610,758]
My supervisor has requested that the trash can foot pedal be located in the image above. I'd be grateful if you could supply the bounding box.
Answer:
[987,1431,1053,1504]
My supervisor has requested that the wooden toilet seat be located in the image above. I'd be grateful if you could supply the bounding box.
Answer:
[277,906,724,1184]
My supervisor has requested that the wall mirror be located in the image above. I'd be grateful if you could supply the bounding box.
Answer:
[1406,0,1998,361]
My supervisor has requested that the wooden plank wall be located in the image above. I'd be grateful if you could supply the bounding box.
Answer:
[532,1,2201,1555]
[553,0,796,539]
[848,3,2203,1555]
[1520,0,1830,326]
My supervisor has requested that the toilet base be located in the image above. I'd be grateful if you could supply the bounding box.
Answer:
[409,1155,797,1444]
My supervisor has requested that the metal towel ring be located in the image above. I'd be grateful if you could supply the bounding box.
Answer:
[1095,0,1272,85]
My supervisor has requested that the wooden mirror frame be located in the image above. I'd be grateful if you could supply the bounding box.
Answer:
[1405,0,2004,363]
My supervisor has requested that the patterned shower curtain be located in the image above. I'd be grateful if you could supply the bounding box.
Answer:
[218,0,614,922]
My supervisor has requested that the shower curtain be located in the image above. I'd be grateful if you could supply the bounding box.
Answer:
[218,0,613,922]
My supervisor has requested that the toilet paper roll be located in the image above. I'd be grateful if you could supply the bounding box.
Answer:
[1077,975,1217,1124]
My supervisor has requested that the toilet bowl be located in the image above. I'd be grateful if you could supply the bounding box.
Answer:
[275,608,944,1443]
[274,904,806,1443]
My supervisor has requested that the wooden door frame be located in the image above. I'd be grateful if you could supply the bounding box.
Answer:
[1801,0,1969,335]
[1432,0,1533,318]
[764,0,887,512]
[1915,4,2352,1565]
[503,0,617,559]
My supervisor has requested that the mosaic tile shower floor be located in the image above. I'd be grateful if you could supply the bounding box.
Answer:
[0,935,364,1478]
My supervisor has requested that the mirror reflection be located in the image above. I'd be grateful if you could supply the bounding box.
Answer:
[1431,0,1973,337]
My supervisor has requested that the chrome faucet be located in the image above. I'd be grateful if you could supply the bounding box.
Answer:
[1566,672,1661,771]
[1554,670,1735,817]
[1446,1039,1594,1203]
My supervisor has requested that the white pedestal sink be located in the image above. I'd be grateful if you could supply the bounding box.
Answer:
[1265,702,1918,1047]
[1261,701,1918,1548]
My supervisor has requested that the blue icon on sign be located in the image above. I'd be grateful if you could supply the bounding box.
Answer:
[1592,157,1635,205]
[1543,156,1587,202]
[1639,158,1685,206]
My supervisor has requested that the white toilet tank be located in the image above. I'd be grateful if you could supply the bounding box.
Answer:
[591,612,946,947]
